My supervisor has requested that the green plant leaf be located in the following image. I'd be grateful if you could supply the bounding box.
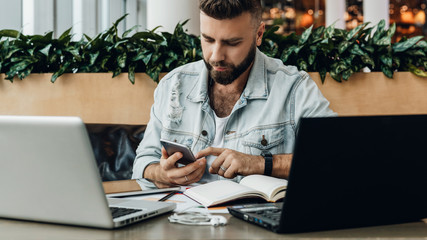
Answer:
[376,36,391,46]
[361,55,375,69]
[393,56,401,69]
[280,49,292,63]
[0,29,20,38]
[9,59,34,73]
[84,34,93,42]
[415,40,427,48]
[342,69,353,81]
[319,68,327,83]
[39,44,52,56]
[406,49,426,57]
[131,30,164,42]
[165,51,178,68]
[346,22,368,40]
[117,52,127,68]
[51,62,71,83]
[329,68,342,82]
[100,56,110,70]
[112,14,128,29]
[59,27,72,41]
[393,36,424,53]
[324,23,335,39]
[381,65,393,78]
[386,23,396,38]
[142,52,153,65]
[5,47,21,59]
[299,25,313,45]
[128,63,136,84]
[87,52,99,65]
[312,26,324,39]
[372,20,385,42]
[122,25,140,38]
[308,52,316,65]
[408,63,427,77]
[18,66,33,80]
[112,67,122,78]
[350,44,365,56]
[338,41,351,54]
[297,59,308,71]
[335,61,348,73]
[379,54,393,68]
[362,44,375,53]
[146,63,163,82]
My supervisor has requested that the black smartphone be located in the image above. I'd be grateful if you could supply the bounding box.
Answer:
[160,139,197,165]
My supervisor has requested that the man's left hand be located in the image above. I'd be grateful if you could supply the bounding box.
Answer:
[195,147,264,179]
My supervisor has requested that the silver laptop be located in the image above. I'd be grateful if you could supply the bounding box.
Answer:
[0,115,175,229]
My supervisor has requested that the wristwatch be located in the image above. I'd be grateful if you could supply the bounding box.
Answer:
[261,151,273,176]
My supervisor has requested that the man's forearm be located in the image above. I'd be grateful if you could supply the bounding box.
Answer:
[271,154,293,179]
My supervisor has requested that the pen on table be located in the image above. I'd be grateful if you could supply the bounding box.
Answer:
[158,191,179,202]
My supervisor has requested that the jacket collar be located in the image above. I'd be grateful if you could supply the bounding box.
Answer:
[187,48,268,102]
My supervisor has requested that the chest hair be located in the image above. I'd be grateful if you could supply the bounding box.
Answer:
[209,90,241,118]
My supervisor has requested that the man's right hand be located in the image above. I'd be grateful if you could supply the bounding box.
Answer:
[143,147,206,188]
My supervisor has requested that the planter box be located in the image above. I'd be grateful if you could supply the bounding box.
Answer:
[0,73,159,125]
[0,72,426,125]
[310,72,427,116]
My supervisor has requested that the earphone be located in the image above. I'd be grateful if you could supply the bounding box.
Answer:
[208,215,228,226]
[168,211,228,226]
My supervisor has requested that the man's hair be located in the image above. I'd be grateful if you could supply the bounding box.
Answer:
[199,0,262,25]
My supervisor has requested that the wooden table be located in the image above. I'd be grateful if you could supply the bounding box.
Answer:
[0,180,425,240]
[1,214,427,240]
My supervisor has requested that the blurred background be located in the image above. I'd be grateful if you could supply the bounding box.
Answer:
[0,0,425,42]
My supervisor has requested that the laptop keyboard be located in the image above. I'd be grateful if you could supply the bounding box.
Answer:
[228,203,283,228]
[110,207,143,219]
[256,208,282,222]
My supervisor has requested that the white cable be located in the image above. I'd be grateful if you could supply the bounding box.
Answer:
[168,206,227,226]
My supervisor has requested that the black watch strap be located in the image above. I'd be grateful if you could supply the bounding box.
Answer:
[261,151,273,176]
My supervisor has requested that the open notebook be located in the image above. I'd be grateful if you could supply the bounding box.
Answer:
[0,115,175,229]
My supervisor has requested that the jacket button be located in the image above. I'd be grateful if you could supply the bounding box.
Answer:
[201,130,208,136]
[261,135,268,146]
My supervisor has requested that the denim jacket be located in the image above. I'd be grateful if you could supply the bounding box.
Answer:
[132,49,336,188]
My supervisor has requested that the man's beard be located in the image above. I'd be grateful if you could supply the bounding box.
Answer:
[204,42,256,85]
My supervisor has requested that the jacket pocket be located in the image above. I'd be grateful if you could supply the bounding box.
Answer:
[161,129,194,148]
[160,128,209,153]
[241,124,293,155]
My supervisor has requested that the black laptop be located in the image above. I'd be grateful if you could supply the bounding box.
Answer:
[228,115,427,233]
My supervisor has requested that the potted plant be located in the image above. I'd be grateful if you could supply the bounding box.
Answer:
[259,20,427,82]
[0,16,202,125]
[1,16,426,121]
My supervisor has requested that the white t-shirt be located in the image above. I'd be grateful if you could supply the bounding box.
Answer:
[201,112,230,182]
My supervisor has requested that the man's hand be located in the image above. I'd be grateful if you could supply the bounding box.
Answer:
[144,147,206,188]
[195,147,264,179]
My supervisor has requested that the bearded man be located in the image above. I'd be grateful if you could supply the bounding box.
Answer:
[132,0,336,188]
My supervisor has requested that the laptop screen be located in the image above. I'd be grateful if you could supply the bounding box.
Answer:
[280,115,427,233]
